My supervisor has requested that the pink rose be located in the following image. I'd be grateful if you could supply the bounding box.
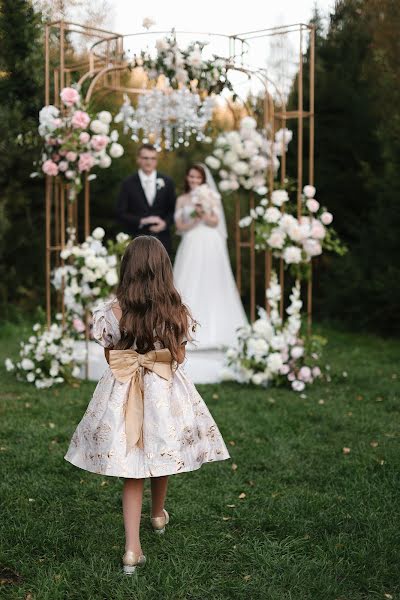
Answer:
[321,211,333,225]
[71,110,90,129]
[306,199,320,213]
[288,372,296,382]
[42,159,59,176]
[79,132,90,144]
[292,380,306,392]
[303,238,322,257]
[66,151,77,162]
[60,87,80,107]
[280,364,290,375]
[53,118,62,128]
[312,366,322,378]
[90,134,109,152]
[65,170,75,179]
[298,366,312,382]
[310,219,326,239]
[73,317,86,333]
[58,161,68,172]
[78,152,95,172]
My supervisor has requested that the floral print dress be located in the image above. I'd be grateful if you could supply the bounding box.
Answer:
[64,299,230,478]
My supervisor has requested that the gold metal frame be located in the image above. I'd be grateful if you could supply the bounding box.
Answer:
[44,21,315,340]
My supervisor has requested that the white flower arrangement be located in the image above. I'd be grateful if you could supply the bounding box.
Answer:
[225,272,325,391]
[129,29,232,95]
[205,117,293,195]
[5,317,86,388]
[238,185,346,278]
[32,87,124,201]
[53,228,131,318]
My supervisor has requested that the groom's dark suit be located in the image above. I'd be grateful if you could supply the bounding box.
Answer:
[116,171,176,254]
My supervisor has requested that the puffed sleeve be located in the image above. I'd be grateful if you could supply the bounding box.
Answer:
[91,302,117,348]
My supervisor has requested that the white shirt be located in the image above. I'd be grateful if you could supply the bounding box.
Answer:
[138,169,156,206]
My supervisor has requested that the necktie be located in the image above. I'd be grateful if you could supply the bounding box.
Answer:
[143,178,154,206]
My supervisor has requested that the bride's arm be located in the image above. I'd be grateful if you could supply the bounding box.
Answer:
[175,196,199,232]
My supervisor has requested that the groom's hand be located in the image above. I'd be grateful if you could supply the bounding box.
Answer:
[149,217,166,233]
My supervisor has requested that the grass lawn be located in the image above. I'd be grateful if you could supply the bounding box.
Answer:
[0,322,399,600]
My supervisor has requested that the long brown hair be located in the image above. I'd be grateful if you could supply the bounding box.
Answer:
[184,164,206,193]
[115,236,192,362]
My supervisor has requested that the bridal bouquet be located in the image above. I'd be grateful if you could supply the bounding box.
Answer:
[129,29,232,94]
[32,87,124,201]
[189,184,219,218]
[53,228,130,317]
[225,272,325,391]
[238,185,346,278]
[205,117,293,195]
[4,318,86,389]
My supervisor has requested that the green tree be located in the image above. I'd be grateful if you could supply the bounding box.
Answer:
[0,0,44,316]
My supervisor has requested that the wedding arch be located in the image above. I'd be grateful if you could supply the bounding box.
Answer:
[43,20,315,357]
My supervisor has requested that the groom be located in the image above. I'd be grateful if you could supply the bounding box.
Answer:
[116,143,176,254]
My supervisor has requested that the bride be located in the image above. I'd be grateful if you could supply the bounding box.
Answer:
[173,163,248,349]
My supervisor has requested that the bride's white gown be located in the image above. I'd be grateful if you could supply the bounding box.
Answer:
[173,190,248,352]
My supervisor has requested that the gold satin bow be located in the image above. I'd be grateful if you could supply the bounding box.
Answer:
[109,349,173,453]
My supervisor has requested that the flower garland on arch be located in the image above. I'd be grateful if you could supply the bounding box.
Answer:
[205,116,293,195]
[129,29,233,95]
[32,87,124,201]
[238,185,347,279]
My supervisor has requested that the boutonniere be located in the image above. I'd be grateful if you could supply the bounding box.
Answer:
[156,177,165,190]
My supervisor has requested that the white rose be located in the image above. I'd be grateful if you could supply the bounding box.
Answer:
[291,346,304,359]
[292,380,306,392]
[72,365,81,378]
[90,119,109,135]
[252,318,273,340]
[268,229,286,249]
[205,156,220,170]
[239,216,252,228]
[256,186,268,196]
[303,185,316,198]
[107,254,117,267]
[321,211,333,225]
[27,372,35,382]
[247,337,269,358]
[98,111,112,124]
[270,335,286,351]
[5,358,14,371]
[306,199,320,213]
[92,227,105,240]
[232,161,249,176]
[21,358,35,370]
[264,207,281,223]
[283,246,302,264]
[240,116,257,130]
[271,189,289,207]
[266,352,283,372]
[303,239,322,257]
[223,151,238,167]
[116,232,129,244]
[109,143,124,158]
[252,373,264,385]
[219,179,235,193]
[105,269,118,286]
[99,154,112,168]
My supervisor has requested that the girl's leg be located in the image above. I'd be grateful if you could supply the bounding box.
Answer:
[150,476,169,518]
[123,478,145,554]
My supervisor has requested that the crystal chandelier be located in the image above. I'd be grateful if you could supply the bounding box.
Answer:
[115,89,216,150]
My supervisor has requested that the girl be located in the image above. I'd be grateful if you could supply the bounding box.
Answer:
[64,236,230,574]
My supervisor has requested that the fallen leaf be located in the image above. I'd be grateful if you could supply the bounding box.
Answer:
[342,447,351,454]
[48,422,55,429]
[243,575,251,581]
[212,393,219,400]
[384,594,393,599]
[226,504,236,508]
[346,411,353,416]
[247,480,255,487]
[54,574,61,581]
[231,463,238,471]
[268,397,275,403]
[28,498,35,502]
[318,399,325,405]
[391,374,397,379]
[222,516,231,521]
[0,447,7,451]
[370,441,379,448]
[25,402,31,408]
[238,492,246,499]
[376,396,383,402]
[229,440,236,446]
[100,480,108,487]
[380,460,385,465]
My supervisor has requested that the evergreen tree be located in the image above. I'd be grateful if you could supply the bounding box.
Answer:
[0,0,44,316]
